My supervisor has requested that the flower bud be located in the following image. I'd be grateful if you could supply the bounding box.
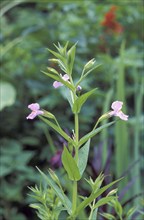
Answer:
[49,169,60,185]
[107,189,118,196]
[48,58,59,63]
[47,67,59,74]
[76,85,82,91]
[84,58,95,70]
[49,168,63,190]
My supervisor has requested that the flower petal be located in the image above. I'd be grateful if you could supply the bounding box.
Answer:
[62,74,69,81]
[26,111,38,120]
[28,103,40,111]
[111,101,123,112]
[53,81,63,88]
[26,110,43,120]
[117,111,129,121]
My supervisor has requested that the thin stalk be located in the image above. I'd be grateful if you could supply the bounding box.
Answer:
[88,199,96,220]
[92,119,100,131]
[75,69,85,87]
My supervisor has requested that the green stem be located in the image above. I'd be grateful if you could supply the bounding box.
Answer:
[72,181,77,215]
[92,119,100,131]
[88,199,96,220]
[75,113,79,162]
[72,113,79,216]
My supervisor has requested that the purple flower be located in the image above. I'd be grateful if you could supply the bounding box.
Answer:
[109,101,129,121]
[26,103,44,120]
[53,74,69,88]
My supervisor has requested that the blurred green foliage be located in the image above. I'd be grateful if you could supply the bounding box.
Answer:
[0,0,143,219]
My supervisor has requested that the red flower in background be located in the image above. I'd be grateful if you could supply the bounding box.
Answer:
[101,6,123,34]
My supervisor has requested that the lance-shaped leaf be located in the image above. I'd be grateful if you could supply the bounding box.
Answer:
[78,121,115,147]
[100,213,115,220]
[48,48,65,63]
[75,178,123,216]
[42,71,75,91]
[72,88,97,114]
[78,139,90,177]
[54,41,69,56]
[67,43,77,75]
[36,167,72,214]
[93,196,116,209]
[126,207,137,218]
[39,116,74,145]
[62,146,81,181]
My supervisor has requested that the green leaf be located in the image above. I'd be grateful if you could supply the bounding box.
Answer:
[62,146,81,181]
[89,208,98,220]
[72,88,97,113]
[67,43,77,75]
[48,48,65,63]
[78,139,90,176]
[85,173,104,193]
[0,82,16,110]
[114,200,123,217]
[100,213,116,220]
[39,116,74,145]
[126,207,137,218]
[62,41,69,55]
[36,167,72,214]
[79,122,115,147]
[54,42,69,56]
[42,71,75,91]
[93,196,116,209]
[75,178,123,216]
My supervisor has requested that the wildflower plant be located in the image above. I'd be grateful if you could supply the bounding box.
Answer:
[27,42,130,219]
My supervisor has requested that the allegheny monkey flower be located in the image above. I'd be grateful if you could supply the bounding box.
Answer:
[53,74,69,88]
[26,103,44,120]
[109,101,128,121]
